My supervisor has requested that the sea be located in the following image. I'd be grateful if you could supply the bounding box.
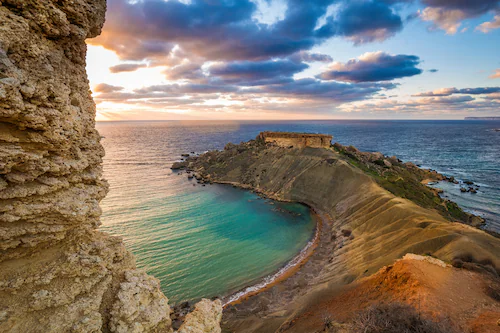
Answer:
[96,120,500,304]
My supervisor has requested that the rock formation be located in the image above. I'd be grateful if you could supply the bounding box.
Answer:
[257,131,332,148]
[0,1,221,332]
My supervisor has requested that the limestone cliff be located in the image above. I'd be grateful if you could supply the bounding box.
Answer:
[0,1,221,332]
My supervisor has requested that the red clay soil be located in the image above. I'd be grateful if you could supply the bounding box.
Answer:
[280,257,500,333]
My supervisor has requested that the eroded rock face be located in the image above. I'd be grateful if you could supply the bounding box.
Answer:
[178,299,222,333]
[0,1,221,332]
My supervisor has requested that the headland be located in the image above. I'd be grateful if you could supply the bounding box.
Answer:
[175,131,500,332]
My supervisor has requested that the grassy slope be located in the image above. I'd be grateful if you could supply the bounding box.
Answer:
[186,140,500,333]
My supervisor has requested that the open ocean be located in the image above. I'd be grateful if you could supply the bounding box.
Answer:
[96,120,500,304]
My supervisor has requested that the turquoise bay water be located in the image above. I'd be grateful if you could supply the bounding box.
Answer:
[96,120,500,303]
[96,122,315,304]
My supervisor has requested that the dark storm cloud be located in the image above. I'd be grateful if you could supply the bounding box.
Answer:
[414,86,500,96]
[109,63,148,73]
[319,52,422,82]
[90,0,408,63]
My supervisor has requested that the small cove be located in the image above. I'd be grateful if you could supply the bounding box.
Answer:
[97,121,316,304]
[103,179,316,304]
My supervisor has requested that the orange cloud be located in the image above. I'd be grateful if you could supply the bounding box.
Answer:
[489,69,500,79]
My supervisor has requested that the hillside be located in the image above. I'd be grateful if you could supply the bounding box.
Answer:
[177,134,500,332]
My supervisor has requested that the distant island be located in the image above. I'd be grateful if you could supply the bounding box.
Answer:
[464,117,500,120]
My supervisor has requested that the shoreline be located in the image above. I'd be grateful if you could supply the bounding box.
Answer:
[221,206,323,307]
[202,179,329,308]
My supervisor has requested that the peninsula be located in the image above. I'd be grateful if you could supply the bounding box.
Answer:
[176,132,500,332]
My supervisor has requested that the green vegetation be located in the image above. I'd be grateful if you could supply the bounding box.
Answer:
[333,144,472,224]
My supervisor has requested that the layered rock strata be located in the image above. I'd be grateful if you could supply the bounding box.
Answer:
[0,1,221,332]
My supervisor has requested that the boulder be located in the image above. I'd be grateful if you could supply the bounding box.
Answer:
[177,299,223,333]
[172,161,189,170]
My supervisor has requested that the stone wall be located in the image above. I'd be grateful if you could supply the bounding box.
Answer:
[0,1,221,332]
[258,131,332,148]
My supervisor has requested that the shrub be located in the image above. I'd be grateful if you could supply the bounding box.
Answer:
[323,314,335,329]
[351,303,460,333]
[485,285,500,302]
[452,253,499,276]
[451,258,463,268]
[341,229,352,237]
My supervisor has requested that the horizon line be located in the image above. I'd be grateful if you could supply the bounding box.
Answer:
[95,118,497,122]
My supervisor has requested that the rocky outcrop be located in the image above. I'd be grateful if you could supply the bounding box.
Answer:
[0,1,221,332]
[257,131,332,148]
[177,299,222,333]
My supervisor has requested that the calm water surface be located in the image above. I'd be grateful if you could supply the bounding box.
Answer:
[96,120,500,303]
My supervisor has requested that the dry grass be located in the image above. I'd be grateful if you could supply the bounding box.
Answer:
[350,303,461,333]
[452,252,499,277]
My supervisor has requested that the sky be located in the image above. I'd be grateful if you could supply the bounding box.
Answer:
[86,0,500,121]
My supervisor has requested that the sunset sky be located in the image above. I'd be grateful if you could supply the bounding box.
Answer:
[86,0,500,121]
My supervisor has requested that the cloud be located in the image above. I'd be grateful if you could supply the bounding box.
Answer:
[490,69,500,79]
[255,78,398,103]
[484,92,500,100]
[207,59,308,86]
[477,13,500,32]
[428,69,439,73]
[413,86,500,96]
[319,51,422,82]
[135,83,239,95]
[88,0,408,64]
[163,62,206,81]
[109,63,148,73]
[417,95,474,104]
[93,83,124,93]
[288,51,333,63]
[317,1,404,44]
[420,0,500,34]
[92,78,397,111]
[338,95,500,117]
